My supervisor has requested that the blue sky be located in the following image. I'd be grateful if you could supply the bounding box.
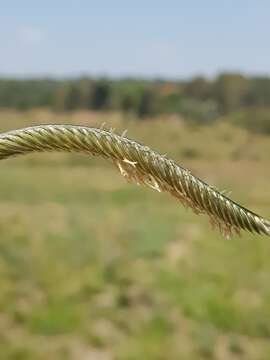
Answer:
[0,0,269,78]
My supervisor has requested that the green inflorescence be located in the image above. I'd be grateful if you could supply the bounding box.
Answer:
[0,124,269,238]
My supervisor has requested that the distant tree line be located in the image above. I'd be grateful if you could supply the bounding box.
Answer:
[0,73,270,133]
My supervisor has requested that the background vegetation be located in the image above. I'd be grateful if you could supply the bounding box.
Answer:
[0,109,269,359]
[1,73,270,135]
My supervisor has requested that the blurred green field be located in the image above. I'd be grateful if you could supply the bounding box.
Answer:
[0,110,269,359]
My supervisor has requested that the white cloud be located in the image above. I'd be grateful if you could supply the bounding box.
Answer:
[17,26,45,46]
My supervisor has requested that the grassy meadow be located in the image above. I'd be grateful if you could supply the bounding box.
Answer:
[0,110,269,359]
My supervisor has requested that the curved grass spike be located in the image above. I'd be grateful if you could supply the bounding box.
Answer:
[0,124,269,238]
